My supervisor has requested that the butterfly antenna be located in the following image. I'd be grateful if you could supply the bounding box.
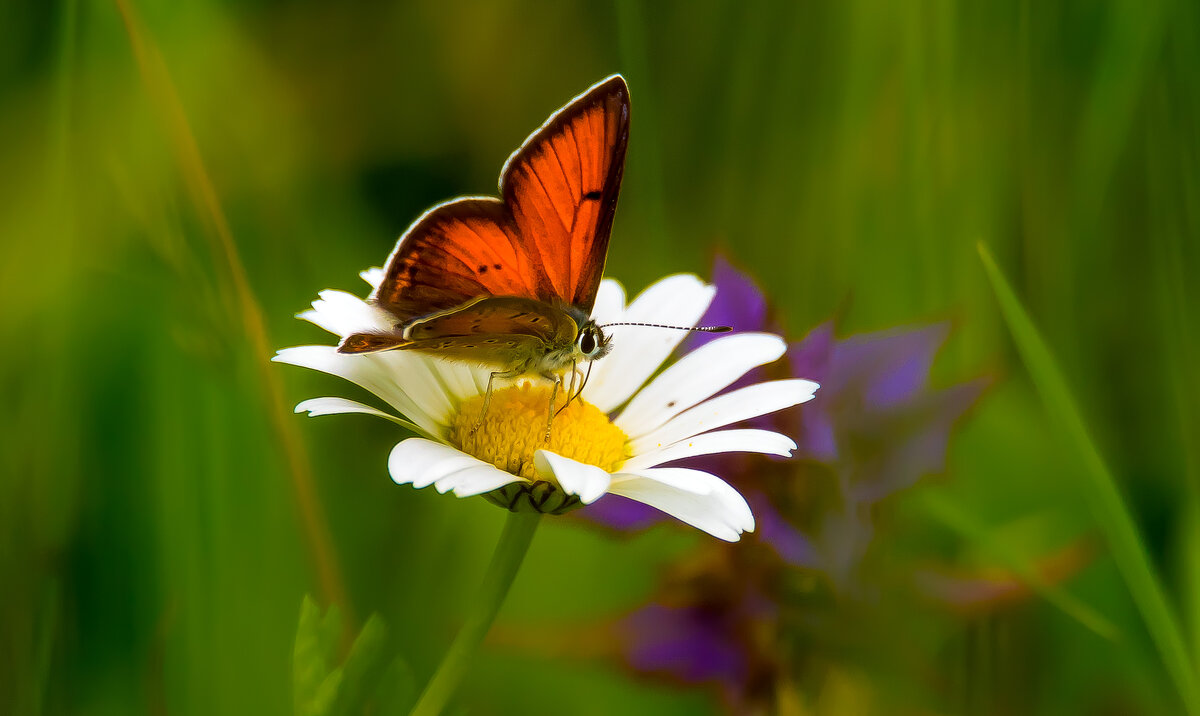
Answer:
[597,322,733,332]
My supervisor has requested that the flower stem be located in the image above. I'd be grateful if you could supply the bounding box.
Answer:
[408,510,541,716]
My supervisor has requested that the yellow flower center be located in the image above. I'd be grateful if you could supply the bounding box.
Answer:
[450,383,628,514]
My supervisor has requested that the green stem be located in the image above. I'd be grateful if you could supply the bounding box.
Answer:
[408,511,541,716]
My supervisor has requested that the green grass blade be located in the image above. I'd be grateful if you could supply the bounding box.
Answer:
[978,241,1199,714]
[614,0,669,246]
[114,0,351,620]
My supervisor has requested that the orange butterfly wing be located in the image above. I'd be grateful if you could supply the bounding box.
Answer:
[371,75,630,323]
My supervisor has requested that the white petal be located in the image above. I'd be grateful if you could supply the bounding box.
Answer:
[361,267,385,288]
[622,428,796,471]
[388,438,521,495]
[366,350,468,413]
[534,451,612,504]
[585,274,716,413]
[389,438,478,488]
[589,278,627,326]
[627,467,755,528]
[273,346,446,439]
[616,333,786,439]
[294,397,429,436]
[607,467,754,541]
[435,465,524,497]
[350,350,457,426]
[430,360,488,404]
[298,289,393,337]
[630,379,819,453]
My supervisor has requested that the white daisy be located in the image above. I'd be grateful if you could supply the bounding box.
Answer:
[273,270,819,542]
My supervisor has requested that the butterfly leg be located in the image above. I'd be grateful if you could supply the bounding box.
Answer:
[554,362,580,419]
[470,369,523,436]
[542,372,562,442]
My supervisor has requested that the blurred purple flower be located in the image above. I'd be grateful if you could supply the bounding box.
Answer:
[685,255,770,352]
[608,547,785,712]
[581,257,984,571]
[586,257,988,710]
[619,603,750,687]
[785,321,987,582]
[790,320,985,499]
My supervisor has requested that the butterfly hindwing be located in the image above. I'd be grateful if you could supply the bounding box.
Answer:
[337,298,578,358]
[403,296,578,345]
[370,76,630,324]
[394,333,552,368]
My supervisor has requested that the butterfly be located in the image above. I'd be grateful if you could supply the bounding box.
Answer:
[338,76,633,436]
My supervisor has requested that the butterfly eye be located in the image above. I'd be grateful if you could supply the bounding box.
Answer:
[578,328,600,357]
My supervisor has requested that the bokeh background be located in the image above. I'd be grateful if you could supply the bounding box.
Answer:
[3,0,1199,714]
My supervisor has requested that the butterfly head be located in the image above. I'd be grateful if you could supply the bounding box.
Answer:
[575,321,613,363]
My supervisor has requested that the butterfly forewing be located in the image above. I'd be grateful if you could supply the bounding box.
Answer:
[501,76,629,310]
[370,76,630,325]
[371,199,543,322]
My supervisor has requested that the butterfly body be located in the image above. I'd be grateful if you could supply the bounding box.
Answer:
[390,296,611,377]
[340,76,631,391]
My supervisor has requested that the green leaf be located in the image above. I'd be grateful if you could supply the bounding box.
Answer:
[373,657,419,716]
[309,668,344,716]
[979,242,1199,714]
[293,595,418,716]
[332,613,389,716]
[294,595,337,716]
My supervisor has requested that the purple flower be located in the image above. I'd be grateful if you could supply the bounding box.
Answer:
[782,321,987,581]
[581,257,985,578]
[619,604,749,686]
[684,255,771,352]
[789,321,985,499]
[610,546,784,711]
[590,257,987,709]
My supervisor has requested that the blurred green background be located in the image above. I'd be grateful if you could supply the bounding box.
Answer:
[2,0,1198,714]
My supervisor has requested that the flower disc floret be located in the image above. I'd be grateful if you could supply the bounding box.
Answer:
[450,384,629,514]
